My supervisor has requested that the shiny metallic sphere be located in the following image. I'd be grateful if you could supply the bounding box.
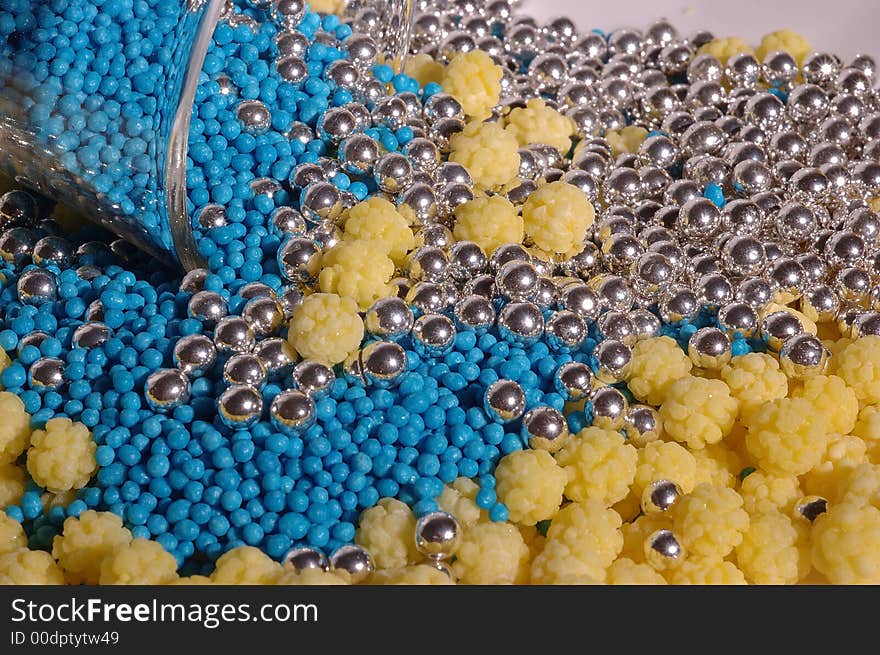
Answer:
[374,152,413,194]
[497,301,544,345]
[172,334,216,377]
[213,316,256,356]
[561,283,600,320]
[449,241,488,282]
[659,285,699,323]
[17,268,57,306]
[761,310,804,352]
[407,246,449,284]
[545,310,588,353]
[144,368,190,413]
[622,404,661,447]
[339,134,380,177]
[411,313,456,357]
[283,547,329,572]
[222,353,268,389]
[547,363,592,407]
[69,322,109,351]
[253,337,296,381]
[32,235,73,269]
[269,389,315,436]
[28,357,65,391]
[779,333,829,379]
[300,181,342,223]
[645,529,685,569]
[414,511,462,560]
[688,326,732,369]
[241,296,284,338]
[270,207,306,236]
[365,297,414,341]
[496,260,539,301]
[359,340,407,388]
[716,301,759,339]
[453,295,496,333]
[484,379,526,423]
[217,384,263,431]
[236,99,271,134]
[329,544,374,583]
[594,338,632,384]
[590,385,628,431]
[800,284,840,323]
[522,405,570,452]
[277,237,321,282]
[641,479,683,514]
[187,290,227,328]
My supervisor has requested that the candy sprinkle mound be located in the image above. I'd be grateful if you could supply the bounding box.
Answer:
[0,0,879,585]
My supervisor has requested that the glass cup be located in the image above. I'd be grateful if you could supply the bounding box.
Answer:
[0,0,413,271]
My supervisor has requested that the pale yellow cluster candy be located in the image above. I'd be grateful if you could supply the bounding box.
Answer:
[342,197,415,265]
[521,180,595,255]
[494,450,566,525]
[0,391,31,465]
[354,497,420,569]
[453,194,524,255]
[697,36,755,63]
[99,538,179,585]
[755,29,813,63]
[287,292,364,365]
[52,510,133,584]
[605,126,648,156]
[210,545,282,585]
[448,120,520,189]
[403,53,445,88]
[319,239,395,311]
[441,50,503,121]
[503,98,576,153]
[26,418,96,493]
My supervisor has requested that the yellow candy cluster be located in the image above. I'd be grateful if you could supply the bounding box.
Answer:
[27,418,97,493]
[495,449,567,525]
[605,126,648,156]
[453,194,523,255]
[522,180,595,255]
[697,36,755,64]
[441,50,503,121]
[342,197,415,265]
[318,239,395,310]
[448,120,520,189]
[403,53,445,88]
[756,29,813,64]
[504,98,576,153]
[0,391,31,465]
[354,498,420,569]
[625,336,692,406]
[287,293,364,365]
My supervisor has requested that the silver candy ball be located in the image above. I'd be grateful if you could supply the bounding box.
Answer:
[411,313,456,356]
[218,384,263,431]
[28,357,65,391]
[853,312,880,339]
[629,309,661,341]
[414,511,462,560]
[172,334,216,377]
[69,322,109,351]
[359,341,407,388]
[449,241,488,282]
[17,268,57,305]
[236,99,271,134]
[679,197,721,240]
[329,545,374,583]
[270,207,306,236]
[339,134,380,177]
[292,360,335,400]
[497,301,544,345]
[641,479,683,515]
[213,316,256,355]
[560,283,600,320]
[717,302,759,339]
[597,311,636,346]
[779,333,829,379]
[407,246,449,284]
[484,379,526,423]
[595,274,634,313]
[659,285,699,323]
[795,496,828,523]
[496,260,539,301]
[688,326,732,369]
[622,404,661,447]
[545,310,588,353]
[241,296,284,338]
[406,282,451,315]
[453,295,496,334]
[761,310,804,352]
[253,337,296,381]
[768,257,807,301]
[590,385,628,431]
[269,389,315,436]
[697,273,734,311]
[521,405,570,453]
[283,547,329,572]
[594,338,632,384]
[180,268,208,294]
[630,251,675,300]
[0,227,36,266]
[736,277,774,311]
[645,529,685,569]
[800,284,840,323]
[276,54,308,85]
[374,152,413,194]
[277,237,321,282]
[223,353,267,389]
[553,361,593,401]
[720,235,765,277]
[300,182,342,223]
[187,290,227,328]
[835,266,873,305]
[32,236,72,269]
[144,369,190,413]
[365,297,414,341]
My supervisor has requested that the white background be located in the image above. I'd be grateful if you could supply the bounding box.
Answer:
[521,0,878,62]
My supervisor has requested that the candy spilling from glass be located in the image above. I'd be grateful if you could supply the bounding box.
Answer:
[0,0,880,585]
